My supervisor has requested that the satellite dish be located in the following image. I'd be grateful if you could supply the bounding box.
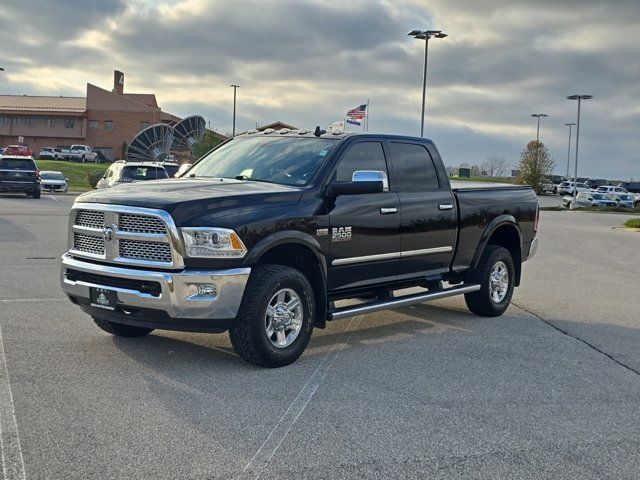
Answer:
[125,123,175,162]
[172,115,206,151]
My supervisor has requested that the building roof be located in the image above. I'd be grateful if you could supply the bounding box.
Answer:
[256,121,297,131]
[160,111,182,124]
[0,95,86,113]
[122,93,158,108]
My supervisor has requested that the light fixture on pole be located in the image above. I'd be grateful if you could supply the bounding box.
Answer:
[564,122,576,178]
[567,95,593,208]
[530,113,548,142]
[407,29,447,137]
[230,84,240,137]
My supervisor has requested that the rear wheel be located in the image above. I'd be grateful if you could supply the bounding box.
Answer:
[464,245,515,317]
[229,265,315,368]
[92,317,154,337]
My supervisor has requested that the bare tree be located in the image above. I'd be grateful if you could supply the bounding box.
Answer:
[470,164,482,176]
[482,156,510,177]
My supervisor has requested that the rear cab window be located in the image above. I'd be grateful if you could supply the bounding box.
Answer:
[389,142,440,191]
[120,166,168,181]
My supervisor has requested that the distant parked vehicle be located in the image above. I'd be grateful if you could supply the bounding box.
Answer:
[557,181,589,196]
[618,182,640,194]
[0,155,41,198]
[40,171,68,193]
[607,193,635,209]
[595,185,629,196]
[38,147,65,160]
[94,150,108,163]
[96,161,169,189]
[153,161,180,177]
[63,145,99,163]
[3,145,33,157]
[541,182,558,194]
[175,162,193,177]
[564,192,617,209]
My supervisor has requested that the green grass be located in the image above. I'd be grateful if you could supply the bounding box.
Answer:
[36,160,108,191]
[450,176,515,184]
[624,218,640,229]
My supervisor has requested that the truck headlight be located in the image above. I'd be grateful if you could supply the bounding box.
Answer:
[181,227,247,258]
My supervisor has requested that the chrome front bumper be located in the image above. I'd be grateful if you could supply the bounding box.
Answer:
[60,254,250,320]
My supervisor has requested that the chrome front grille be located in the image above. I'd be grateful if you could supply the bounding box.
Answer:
[68,204,182,268]
[73,232,105,255]
[75,210,104,229]
[119,240,172,263]
[118,214,166,234]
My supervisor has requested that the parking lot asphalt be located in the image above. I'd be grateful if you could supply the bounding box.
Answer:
[1,194,639,480]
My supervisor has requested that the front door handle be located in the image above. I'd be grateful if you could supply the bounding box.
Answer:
[380,207,398,214]
[438,204,454,210]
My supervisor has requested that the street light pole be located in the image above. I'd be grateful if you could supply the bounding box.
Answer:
[564,122,576,178]
[567,95,593,207]
[531,113,548,142]
[230,84,239,137]
[408,29,447,137]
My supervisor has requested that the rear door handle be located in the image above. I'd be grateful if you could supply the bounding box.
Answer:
[380,207,398,214]
[438,204,454,210]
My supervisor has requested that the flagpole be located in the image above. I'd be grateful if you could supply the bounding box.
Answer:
[365,99,369,132]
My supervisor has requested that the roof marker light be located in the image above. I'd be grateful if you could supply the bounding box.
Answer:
[278,128,291,134]
[298,129,310,135]
[246,129,259,135]
[263,128,275,134]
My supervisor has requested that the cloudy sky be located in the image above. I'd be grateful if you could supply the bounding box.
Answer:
[1,0,639,178]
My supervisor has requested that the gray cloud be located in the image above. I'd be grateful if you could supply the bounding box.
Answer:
[1,0,639,178]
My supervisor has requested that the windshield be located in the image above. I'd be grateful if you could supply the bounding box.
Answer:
[188,136,338,186]
[120,166,168,181]
[41,172,65,180]
[592,194,607,200]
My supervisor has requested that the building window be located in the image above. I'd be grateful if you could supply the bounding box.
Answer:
[47,118,56,128]
[25,118,35,127]
[0,117,7,126]
[140,121,151,131]
[104,121,114,132]
[12,118,21,127]
[65,118,75,129]
[89,120,98,130]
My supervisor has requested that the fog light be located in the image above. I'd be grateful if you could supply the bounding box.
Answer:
[197,284,216,297]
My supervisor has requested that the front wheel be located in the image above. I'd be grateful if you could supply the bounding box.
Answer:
[92,317,154,337]
[464,245,515,317]
[229,265,315,368]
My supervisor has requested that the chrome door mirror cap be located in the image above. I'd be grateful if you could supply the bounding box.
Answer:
[352,170,389,192]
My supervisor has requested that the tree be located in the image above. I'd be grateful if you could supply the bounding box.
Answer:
[515,141,555,193]
[192,130,225,159]
[482,156,509,177]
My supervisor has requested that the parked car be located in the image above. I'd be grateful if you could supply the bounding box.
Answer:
[61,130,539,368]
[541,182,558,194]
[585,179,608,190]
[595,185,629,195]
[40,170,68,193]
[154,161,180,177]
[557,181,589,196]
[96,161,169,189]
[3,145,33,157]
[618,182,640,194]
[0,155,41,198]
[607,193,635,209]
[63,145,99,163]
[567,192,617,209]
[38,147,65,160]
[175,163,193,177]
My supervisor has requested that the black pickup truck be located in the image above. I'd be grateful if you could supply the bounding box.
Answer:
[60,129,538,367]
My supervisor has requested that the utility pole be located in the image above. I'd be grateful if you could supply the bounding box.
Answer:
[567,95,593,207]
[230,84,239,137]
[564,123,576,178]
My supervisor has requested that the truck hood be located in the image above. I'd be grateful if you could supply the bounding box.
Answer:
[76,178,303,224]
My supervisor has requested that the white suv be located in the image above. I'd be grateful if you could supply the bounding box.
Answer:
[595,185,629,195]
[557,181,589,196]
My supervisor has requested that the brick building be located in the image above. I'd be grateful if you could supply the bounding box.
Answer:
[0,70,180,160]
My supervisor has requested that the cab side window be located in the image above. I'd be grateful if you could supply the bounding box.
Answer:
[335,142,388,182]
[390,142,440,191]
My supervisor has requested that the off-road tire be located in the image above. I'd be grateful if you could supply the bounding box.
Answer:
[92,317,154,337]
[464,245,515,317]
[229,265,315,368]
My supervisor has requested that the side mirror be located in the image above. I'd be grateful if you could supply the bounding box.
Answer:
[352,170,389,191]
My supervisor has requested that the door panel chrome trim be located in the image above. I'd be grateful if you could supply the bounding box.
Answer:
[332,246,453,266]
[379,207,398,214]
[438,204,454,210]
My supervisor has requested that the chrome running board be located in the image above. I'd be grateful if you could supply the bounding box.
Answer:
[328,284,481,321]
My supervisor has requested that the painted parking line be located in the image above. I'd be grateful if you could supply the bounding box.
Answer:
[0,323,26,480]
[238,315,364,480]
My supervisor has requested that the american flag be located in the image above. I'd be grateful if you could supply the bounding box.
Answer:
[346,104,367,126]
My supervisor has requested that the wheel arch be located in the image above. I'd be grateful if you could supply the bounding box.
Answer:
[245,231,328,328]
[471,216,523,286]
